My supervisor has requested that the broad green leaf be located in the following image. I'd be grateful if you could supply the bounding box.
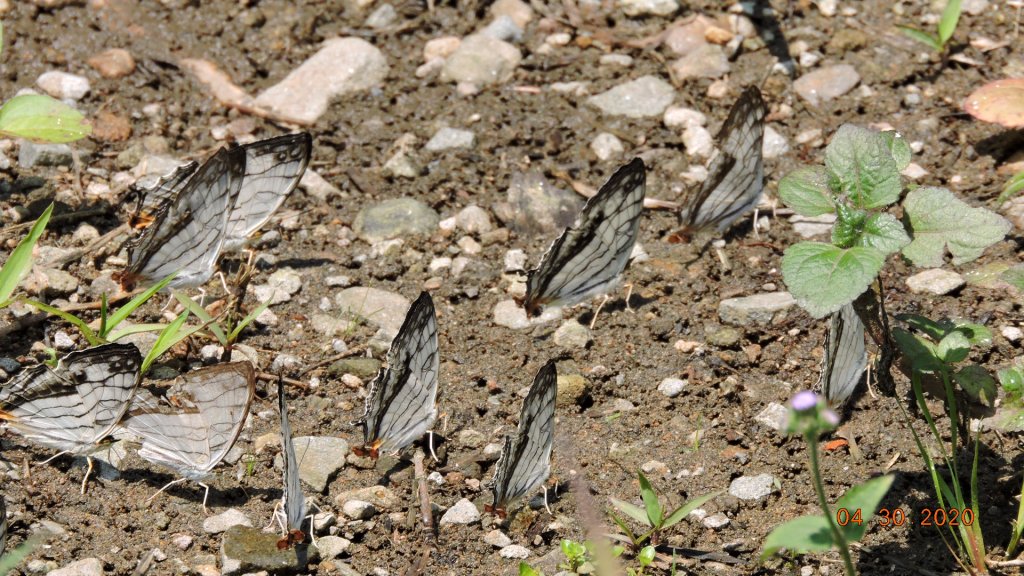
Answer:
[0,94,91,143]
[781,242,885,318]
[778,166,835,216]
[997,171,1024,206]
[903,186,1011,267]
[859,213,911,255]
[0,534,46,575]
[938,0,962,45]
[893,328,943,372]
[999,365,1024,405]
[952,321,992,347]
[897,313,948,341]
[637,471,663,527]
[880,130,912,171]
[834,474,895,542]
[518,562,542,576]
[761,515,834,558]
[663,490,723,529]
[937,330,970,364]
[831,203,867,248]
[955,364,997,406]
[825,124,902,209]
[0,203,52,306]
[610,498,651,527]
[1003,264,1024,291]
[897,26,942,51]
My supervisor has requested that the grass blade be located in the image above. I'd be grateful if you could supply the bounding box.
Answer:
[609,498,651,527]
[997,171,1024,206]
[141,309,191,374]
[21,297,100,345]
[637,471,663,527]
[897,26,941,51]
[106,323,174,342]
[0,203,52,306]
[173,290,226,346]
[227,300,270,342]
[103,272,177,337]
[663,490,724,529]
[938,0,962,46]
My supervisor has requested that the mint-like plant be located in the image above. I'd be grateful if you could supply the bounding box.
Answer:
[779,124,1010,319]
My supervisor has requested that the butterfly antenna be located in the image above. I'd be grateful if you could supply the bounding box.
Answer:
[147,477,187,506]
[427,430,439,463]
[588,294,611,330]
[200,482,212,515]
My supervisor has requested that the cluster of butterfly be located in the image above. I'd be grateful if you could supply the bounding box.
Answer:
[0,343,255,512]
[0,86,872,554]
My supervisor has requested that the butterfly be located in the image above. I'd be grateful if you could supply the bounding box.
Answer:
[353,291,439,459]
[128,161,201,230]
[119,361,255,511]
[0,343,142,493]
[522,158,646,318]
[120,145,246,290]
[818,303,868,412]
[487,359,557,519]
[276,381,307,549]
[669,86,766,242]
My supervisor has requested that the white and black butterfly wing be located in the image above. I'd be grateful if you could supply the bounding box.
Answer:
[490,360,557,514]
[356,292,439,457]
[278,382,306,533]
[818,303,868,409]
[123,146,246,289]
[523,158,646,317]
[130,161,200,226]
[683,87,766,234]
[223,133,312,252]
[122,362,255,480]
[0,343,141,455]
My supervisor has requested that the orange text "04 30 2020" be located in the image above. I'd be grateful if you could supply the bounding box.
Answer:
[836,507,976,528]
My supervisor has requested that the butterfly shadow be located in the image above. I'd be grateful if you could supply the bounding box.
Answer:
[371,434,450,487]
[575,292,657,327]
[124,466,279,509]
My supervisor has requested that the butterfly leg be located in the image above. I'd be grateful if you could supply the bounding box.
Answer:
[623,283,635,313]
[427,430,439,462]
[264,500,284,531]
[217,271,230,295]
[147,477,187,506]
[80,456,94,495]
[542,485,553,515]
[200,482,212,514]
[588,294,611,330]
[752,208,761,239]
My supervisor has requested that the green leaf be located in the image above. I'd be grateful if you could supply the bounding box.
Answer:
[938,0,962,45]
[102,273,177,337]
[824,124,902,209]
[952,321,993,347]
[937,330,970,364]
[893,328,943,372]
[637,471,663,527]
[141,309,200,374]
[0,94,91,143]
[781,241,885,318]
[880,130,912,171]
[663,490,723,529]
[999,365,1024,405]
[174,290,227,346]
[834,474,895,543]
[1003,264,1024,291]
[997,171,1024,206]
[762,515,834,558]
[859,213,911,256]
[227,300,270,342]
[21,297,100,345]
[106,323,170,342]
[831,203,867,248]
[609,511,642,546]
[778,166,835,216]
[0,534,47,575]
[638,545,656,567]
[518,562,542,576]
[610,498,652,527]
[0,203,53,306]
[897,26,942,51]
[954,364,997,406]
[902,187,1011,267]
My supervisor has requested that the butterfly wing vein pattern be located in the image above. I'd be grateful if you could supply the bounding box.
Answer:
[279,383,306,536]
[524,158,646,316]
[819,303,868,409]
[491,360,557,514]
[358,291,439,456]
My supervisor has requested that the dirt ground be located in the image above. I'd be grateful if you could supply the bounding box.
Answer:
[1,0,1023,575]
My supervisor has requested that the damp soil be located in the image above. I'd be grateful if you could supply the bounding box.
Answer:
[0,1,1023,575]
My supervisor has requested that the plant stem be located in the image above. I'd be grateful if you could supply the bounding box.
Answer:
[807,434,857,576]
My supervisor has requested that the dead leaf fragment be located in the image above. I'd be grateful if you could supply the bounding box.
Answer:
[963,78,1024,128]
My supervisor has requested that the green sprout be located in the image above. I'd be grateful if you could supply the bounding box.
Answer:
[0,203,52,308]
[609,470,721,550]
[897,0,962,52]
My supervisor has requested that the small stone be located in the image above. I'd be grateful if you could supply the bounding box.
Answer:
[53,331,75,350]
[663,106,706,129]
[1001,326,1022,342]
[317,535,352,560]
[353,198,440,243]
[493,300,530,329]
[793,65,860,106]
[504,249,527,272]
[718,292,797,326]
[203,508,253,534]
[425,127,476,152]
[365,3,397,28]
[618,0,679,17]
[482,15,523,43]
[172,534,193,550]
[553,320,591,348]
[342,500,377,520]
[657,377,686,398]
[590,132,624,161]
[491,0,534,28]
[670,44,730,80]
[458,429,487,449]
[683,124,714,159]
[599,54,633,67]
[252,268,302,305]
[335,485,399,512]
[754,402,789,432]
[762,126,789,159]
[430,257,453,271]
[664,17,712,55]
[906,269,965,295]
[292,436,350,492]
[827,28,868,53]
[457,236,482,255]
[19,142,74,168]
[440,34,522,86]
[703,513,730,529]
[790,214,837,238]
[255,37,389,125]
[499,171,582,235]
[439,498,481,525]
[556,373,587,406]
[902,163,928,180]
[729,474,776,501]
[499,544,531,559]
[87,48,135,78]
[424,37,461,61]
[48,558,104,576]
[641,460,669,476]
[271,353,301,373]
[299,169,342,200]
[706,326,741,347]
[484,530,513,548]
[586,75,675,118]
[456,205,493,234]
[36,71,90,101]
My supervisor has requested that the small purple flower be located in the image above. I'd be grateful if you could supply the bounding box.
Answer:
[791,390,820,412]
[822,408,840,427]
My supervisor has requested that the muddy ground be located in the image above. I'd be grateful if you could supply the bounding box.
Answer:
[0,0,1023,575]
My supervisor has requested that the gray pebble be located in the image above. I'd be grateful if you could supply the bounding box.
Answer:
[657,377,686,398]
[202,508,252,534]
[440,498,481,525]
[587,75,675,118]
[729,474,777,501]
[425,127,476,152]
